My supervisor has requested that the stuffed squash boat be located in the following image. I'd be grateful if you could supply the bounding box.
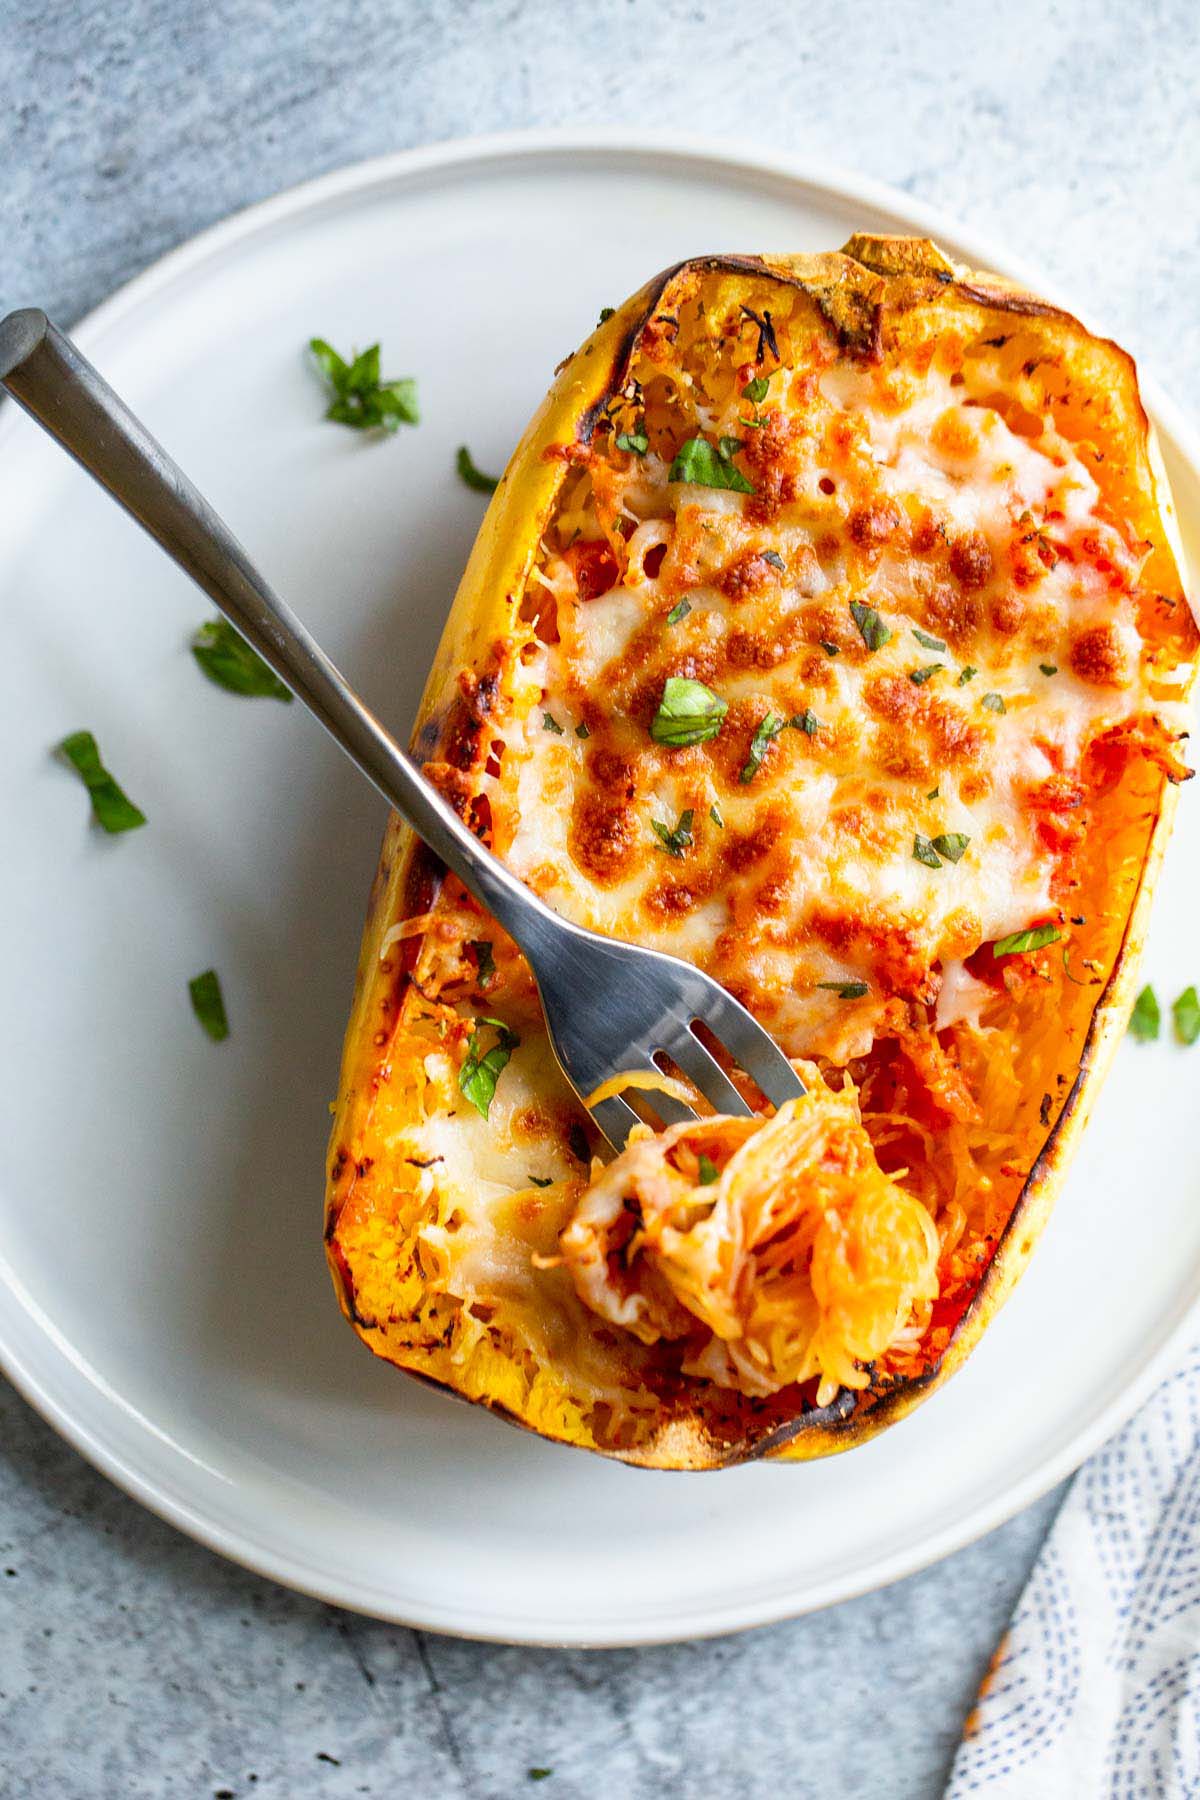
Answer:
[326,235,1197,1468]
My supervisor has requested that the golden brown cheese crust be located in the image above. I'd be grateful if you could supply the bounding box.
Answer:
[325,238,1197,1470]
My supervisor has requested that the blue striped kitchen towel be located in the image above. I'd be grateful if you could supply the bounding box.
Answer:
[946,1339,1200,1798]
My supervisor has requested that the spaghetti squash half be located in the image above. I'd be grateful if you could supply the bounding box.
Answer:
[326,236,1197,1468]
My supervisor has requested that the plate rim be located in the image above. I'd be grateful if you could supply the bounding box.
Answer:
[3,125,1199,1647]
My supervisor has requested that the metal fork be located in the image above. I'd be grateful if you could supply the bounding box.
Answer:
[0,309,805,1149]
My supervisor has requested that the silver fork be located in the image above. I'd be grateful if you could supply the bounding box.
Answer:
[0,310,805,1150]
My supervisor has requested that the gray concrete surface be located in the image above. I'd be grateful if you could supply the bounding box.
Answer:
[1,0,1196,1795]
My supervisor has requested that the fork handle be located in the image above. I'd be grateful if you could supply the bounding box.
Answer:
[0,309,556,950]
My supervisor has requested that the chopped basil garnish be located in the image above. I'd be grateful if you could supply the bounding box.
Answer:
[1039,663,1058,677]
[528,1176,554,1188]
[575,721,591,739]
[615,428,649,456]
[597,307,615,324]
[820,640,840,657]
[543,712,564,735]
[762,550,786,572]
[958,666,977,685]
[789,709,822,736]
[993,924,1062,958]
[817,980,869,999]
[650,676,728,746]
[931,832,970,863]
[697,1153,719,1185]
[529,1774,553,1786]
[1129,985,1160,1043]
[456,445,500,492]
[739,712,785,783]
[57,730,146,833]
[927,785,940,799]
[1173,985,1200,1046]
[912,628,948,652]
[651,808,695,858]
[741,376,769,403]
[850,602,891,652]
[981,692,1006,713]
[308,338,419,432]
[709,802,724,828]
[909,663,943,686]
[458,1017,519,1119]
[668,436,755,494]
[188,969,229,1042]
[913,833,942,868]
[468,939,496,987]
[666,598,692,625]
[191,618,293,701]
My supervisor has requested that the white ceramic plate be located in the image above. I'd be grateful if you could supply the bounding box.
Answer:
[3,131,1200,1647]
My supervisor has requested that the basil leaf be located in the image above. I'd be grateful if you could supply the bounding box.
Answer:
[597,307,615,324]
[957,666,977,685]
[543,712,564,735]
[650,676,728,746]
[1039,663,1058,677]
[739,712,785,783]
[528,1175,554,1188]
[57,730,147,833]
[816,980,869,999]
[931,832,970,863]
[762,550,786,572]
[927,786,940,799]
[820,640,840,657]
[913,833,942,868]
[457,445,499,492]
[909,663,943,686]
[615,430,649,455]
[709,803,724,828]
[697,1154,719,1185]
[191,619,293,701]
[458,1017,519,1119]
[741,376,769,403]
[468,939,496,987]
[789,708,822,736]
[188,969,229,1042]
[982,692,1007,714]
[668,436,755,495]
[309,336,419,431]
[1129,984,1160,1043]
[912,628,947,652]
[575,721,591,739]
[993,924,1062,958]
[1173,985,1200,1046]
[666,599,692,625]
[651,808,695,858]
[850,602,892,652]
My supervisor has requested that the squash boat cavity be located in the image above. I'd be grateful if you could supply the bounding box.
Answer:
[326,236,1197,1469]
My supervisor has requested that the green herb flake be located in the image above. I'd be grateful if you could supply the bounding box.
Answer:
[458,1017,519,1119]
[575,721,591,739]
[816,980,869,999]
[191,618,293,702]
[820,640,840,657]
[650,676,728,747]
[1129,984,1161,1043]
[188,969,229,1042]
[468,940,496,988]
[666,598,692,626]
[697,1154,719,1185]
[931,832,970,863]
[57,730,147,833]
[668,436,755,495]
[850,601,892,652]
[615,429,649,456]
[957,666,977,686]
[913,833,942,869]
[909,663,944,686]
[529,1774,553,1786]
[981,691,1007,714]
[912,628,948,652]
[1173,986,1200,1046]
[1039,663,1058,677]
[543,712,564,735]
[741,376,770,403]
[993,924,1062,959]
[597,307,615,324]
[762,550,786,572]
[528,1176,554,1188]
[788,708,822,736]
[651,808,695,858]
[456,445,500,493]
[308,337,419,432]
[739,712,786,783]
[927,786,940,800]
[709,803,724,828]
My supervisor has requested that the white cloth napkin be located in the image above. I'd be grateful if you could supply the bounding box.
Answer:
[945,1338,1200,1798]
